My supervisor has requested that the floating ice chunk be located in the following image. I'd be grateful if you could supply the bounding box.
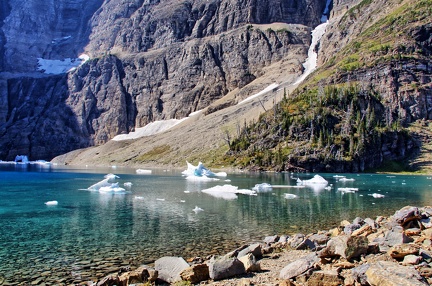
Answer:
[284,193,298,199]
[136,169,152,175]
[134,196,144,200]
[182,161,226,179]
[333,175,345,178]
[297,175,328,185]
[104,173,119,181]
[184,191,191,193]
[99,183,126,193]
[201,184,256,200]
[339,178,355,182]
[156,198,165,201]
[45,200,58,206]
[88,178,111,191]
[324,186,332,190]
[180,200,186,203]
[338,187,359,193]
[193,206,204,213]
[124,182,133,187]
[371,193,385,198]
[252,183,273,193]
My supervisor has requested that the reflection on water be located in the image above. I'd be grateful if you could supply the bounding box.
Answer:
[1,165,432,284]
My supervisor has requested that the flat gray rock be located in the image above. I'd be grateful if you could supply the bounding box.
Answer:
[154,256,190,283]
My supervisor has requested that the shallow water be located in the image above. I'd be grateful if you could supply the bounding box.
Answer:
[1,164,432,284]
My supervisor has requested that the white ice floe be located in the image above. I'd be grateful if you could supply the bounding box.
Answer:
[338,187,359,193]
[193,206,204,213]
[333,175,345,178]
[37,54,90,74]
[371,193,385,198]
[338,178,355,182]
[104,173,119,180]
[124,182,133,187]
[182,161,227,181]
[45,200,58,206]
[284,193,298,199]
[136,169,152,175]
[297,175,328,185]
[252,183,273,193]
[134,196,144,200]
[201,184,256,200]
[98,182,126,193]
[156,198,166,201]
[237,83,280,105]
[88,173,126,193]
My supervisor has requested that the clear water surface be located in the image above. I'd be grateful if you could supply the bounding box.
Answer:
[1,164,432,284]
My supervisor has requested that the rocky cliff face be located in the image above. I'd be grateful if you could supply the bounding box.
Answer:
[0,0,324,160]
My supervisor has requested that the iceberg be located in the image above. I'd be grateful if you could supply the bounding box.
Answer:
[297,175,328,186]
[284,194,298,199]
[338,177,355,182]
[252,183,273,193]
[45,200,58,206]
[371,193,385,198]
[182,161,227,180]
[201,184,256,200]
[193,206,204,213]
[98,182,126,193]
[88,173,125,193]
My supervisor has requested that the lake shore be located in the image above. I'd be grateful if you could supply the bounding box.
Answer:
[95,205,432,286]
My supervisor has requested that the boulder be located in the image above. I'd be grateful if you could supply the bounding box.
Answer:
[402,255,421,265]
[208,255,246,280]
[365,261,428,285]
[154,256,190,283]
[288,233,305,249]
[344,223,361,235]
[420,217,432,228]
[238,253,261,272]
[422,228,432,239]
[97,274,120,286]
[392,206,422,226]
[388,243,420,259]
[279,253,318,280]
[351,224,373,237]
[318,235,368,261]
[364,218,379,229]
[351,264,370,285]
[180,263,209,284]
[127,266,151,283]
[380,226,414,252]
[306,270,343,286]
[264,235,279,245]
[237,243,262,259]
[353,217,365,225]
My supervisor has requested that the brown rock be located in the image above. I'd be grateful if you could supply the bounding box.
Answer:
[238,253,261,272]
[306,270,343,286]
[365,261,427,286]
[351,225,373,237]
[406,228,422,236]
[388,243,420,259]
[402,255,421,265]
[180,263,209,284]
[422,228,432,239]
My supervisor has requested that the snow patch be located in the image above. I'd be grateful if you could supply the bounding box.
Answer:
[112,119,187,141]
[37,54,90,74]
[237,83,279,105]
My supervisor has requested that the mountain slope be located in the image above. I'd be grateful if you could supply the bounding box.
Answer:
[53,0,432,173]
[0,0,324,161]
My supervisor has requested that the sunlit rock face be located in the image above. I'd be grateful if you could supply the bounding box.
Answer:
[0,0,325,160]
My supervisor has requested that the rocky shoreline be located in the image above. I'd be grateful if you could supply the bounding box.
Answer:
[90,205,432,285]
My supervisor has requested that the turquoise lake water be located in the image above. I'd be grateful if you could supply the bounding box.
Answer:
[1,163,432,284]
